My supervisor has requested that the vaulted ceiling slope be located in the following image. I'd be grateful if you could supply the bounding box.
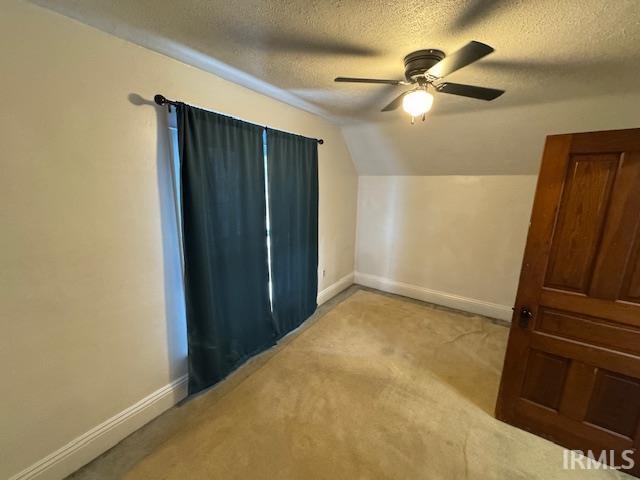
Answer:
[32,0,640,174]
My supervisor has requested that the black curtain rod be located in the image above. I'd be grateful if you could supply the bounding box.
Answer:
[154,94,324,144]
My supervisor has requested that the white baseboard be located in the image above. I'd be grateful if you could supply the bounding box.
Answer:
[10,272,504,480]
[12,272,353,480]
[10,375,189,480]
[317,271,354,305]
[354,272,513,321]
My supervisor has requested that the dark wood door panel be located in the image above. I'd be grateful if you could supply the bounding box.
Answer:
[586,369,640,439]
[511,398,640,477]
[514,356,640,472]
[589,153,640,300]
[521,349,569,410]
[530,333,640,379]
[517,342,640,438]
[544,154,619,293]
[535,307,640,355]
[515,398,635,450]
[497,128,640,476]
[540,289,640,328]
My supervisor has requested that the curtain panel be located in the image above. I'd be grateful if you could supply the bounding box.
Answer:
[177,105,275,394]
[266,129,319,337]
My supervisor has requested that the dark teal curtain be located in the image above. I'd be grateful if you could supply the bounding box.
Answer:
[178,105,275,395]
[266,129,319,337]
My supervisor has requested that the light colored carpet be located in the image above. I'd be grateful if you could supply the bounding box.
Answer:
[69,288,631,479]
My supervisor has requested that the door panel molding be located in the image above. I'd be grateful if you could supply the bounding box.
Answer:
[535,307,640,355]
[496,128,640,477]
[540,289,640,328]
[544,154,619,293]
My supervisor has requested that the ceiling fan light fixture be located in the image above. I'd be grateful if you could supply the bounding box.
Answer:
[402,89,434,117]
[334,41,505,118]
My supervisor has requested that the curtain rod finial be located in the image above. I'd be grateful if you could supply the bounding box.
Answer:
[318,139,324,144]
[154,94,168,106]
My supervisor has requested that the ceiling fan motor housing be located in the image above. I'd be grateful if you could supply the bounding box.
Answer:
[403,49,445,81]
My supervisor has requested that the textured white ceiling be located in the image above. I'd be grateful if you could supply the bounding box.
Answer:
[31,0,640,174]
[31,0,640,123]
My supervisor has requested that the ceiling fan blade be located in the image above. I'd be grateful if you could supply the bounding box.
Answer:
[335,77,407,85]
[381,92,408,112]
[427,41,494,78]
[436,82,504,100]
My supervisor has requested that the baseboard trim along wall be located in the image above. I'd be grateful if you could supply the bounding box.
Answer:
[10,375,189,480]
[13,273,354,480]
[354,272,513,321]
[12,270,503,480]
[317,271,355,305]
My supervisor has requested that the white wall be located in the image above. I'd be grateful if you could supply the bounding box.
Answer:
[350,89,640,321]
[355,176,537,319]
[0,2,357,479]
[342,92,640,175]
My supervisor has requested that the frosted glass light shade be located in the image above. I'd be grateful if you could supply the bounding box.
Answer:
[402,90,434,117]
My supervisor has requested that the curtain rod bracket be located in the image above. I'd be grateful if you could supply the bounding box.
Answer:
[154,94,180,107]
[154,94,323,144]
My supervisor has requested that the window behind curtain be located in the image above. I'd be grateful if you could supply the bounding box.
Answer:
[168,106,184,271]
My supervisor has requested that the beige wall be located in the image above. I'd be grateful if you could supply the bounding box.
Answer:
[343,92,640,175]
[351,90,640,321]
[356,176,537,318]
[0,2,357,478]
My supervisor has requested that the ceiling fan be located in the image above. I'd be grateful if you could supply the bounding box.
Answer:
[335,41,504,122]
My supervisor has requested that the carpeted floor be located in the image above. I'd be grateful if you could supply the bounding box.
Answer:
[69,287,631,479]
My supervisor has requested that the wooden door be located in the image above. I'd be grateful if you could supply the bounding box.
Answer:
[496,128,640,475]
